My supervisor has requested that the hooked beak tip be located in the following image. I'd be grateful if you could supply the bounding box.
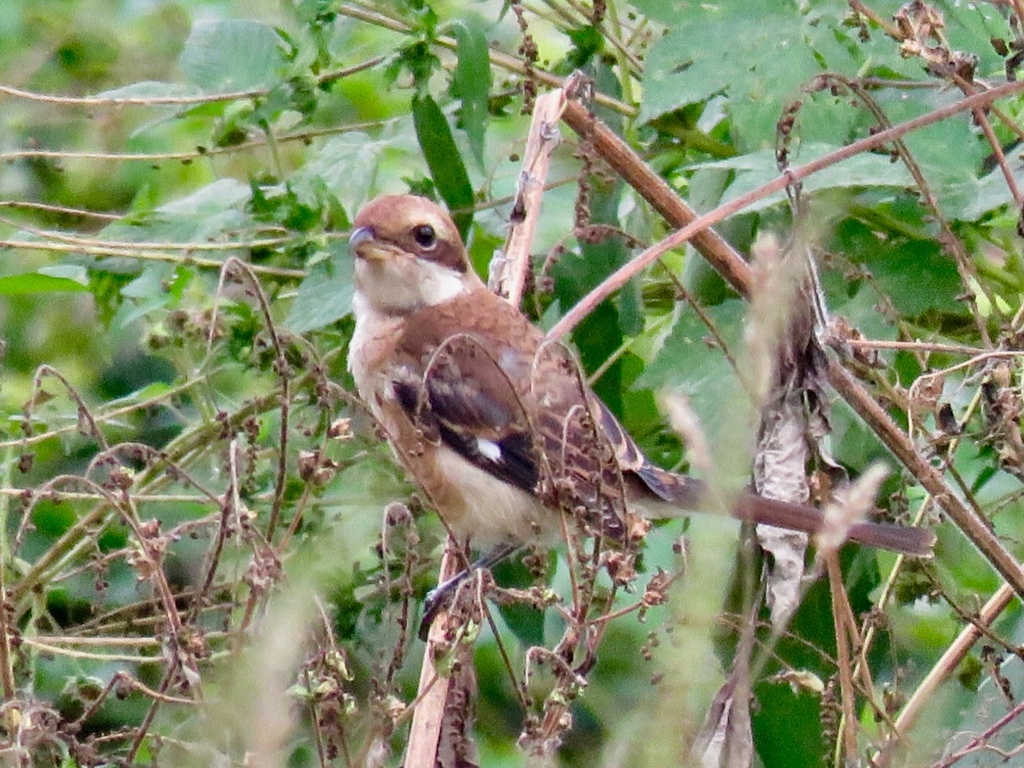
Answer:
[349,226,374,257]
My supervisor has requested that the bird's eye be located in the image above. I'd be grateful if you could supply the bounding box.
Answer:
[412,224,437,249]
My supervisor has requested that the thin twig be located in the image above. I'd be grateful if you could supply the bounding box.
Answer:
[1,237,307,278]
[555,81,1024,604]
[0,56,384,107]
[872,583,1018,767]
[827,553,861,763]
[550,78,1024,340]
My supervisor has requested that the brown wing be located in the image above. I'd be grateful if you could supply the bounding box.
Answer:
[393,290,629,538]
[392,330,540,493]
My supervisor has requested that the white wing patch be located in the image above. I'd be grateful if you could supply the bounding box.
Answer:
[475,437,503,463]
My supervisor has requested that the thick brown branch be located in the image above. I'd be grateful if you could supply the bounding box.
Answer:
[557,83,1024,603]
[552,78,1024,338]
[561,100,752,295]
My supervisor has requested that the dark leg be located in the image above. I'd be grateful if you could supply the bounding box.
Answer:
[419,543,520,640]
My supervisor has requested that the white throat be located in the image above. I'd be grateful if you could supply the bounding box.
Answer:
[353,256,470,315]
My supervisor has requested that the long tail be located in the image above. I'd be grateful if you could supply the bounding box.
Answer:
[633,464,935,557]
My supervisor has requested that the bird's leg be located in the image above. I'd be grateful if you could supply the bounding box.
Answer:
[419,542,520,640]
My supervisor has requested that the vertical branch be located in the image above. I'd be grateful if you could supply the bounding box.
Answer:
[405,540,462,767]
[0,447,15,704]
[826,553,859,763]
[406,75,579,766]
[491,73,583,307]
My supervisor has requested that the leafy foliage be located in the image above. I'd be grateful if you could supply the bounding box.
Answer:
[2,0,1024,766]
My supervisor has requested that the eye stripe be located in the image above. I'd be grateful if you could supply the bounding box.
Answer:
[402,231,467,273]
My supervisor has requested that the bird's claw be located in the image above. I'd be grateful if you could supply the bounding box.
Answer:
[418,546,519,641]
[419,585,453,641]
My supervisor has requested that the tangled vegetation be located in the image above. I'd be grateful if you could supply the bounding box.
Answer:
[2,0,1024,765]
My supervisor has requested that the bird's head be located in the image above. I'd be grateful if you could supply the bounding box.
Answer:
[349,195,482,315]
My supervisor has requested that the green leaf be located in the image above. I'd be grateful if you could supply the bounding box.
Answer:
[116,264,182,326]
[178,19,286,93]
[158,178,252,219]
[689,143,914,211]
[957,166,1024,221]
[0,272,89,295]
[292,132,388,214]
[639,2,913,148]
[450,20,491,169]
[637,299,747,438]
[285,242,353,333]
[412,94,474,238]
[562,24,603,72]
[629,0,680,26]
[387,40,441,90]
[828,217,966,319]
[101,178,252,251]
[640,7,818,143]
[865,240,965,317]
[885,100,989,217]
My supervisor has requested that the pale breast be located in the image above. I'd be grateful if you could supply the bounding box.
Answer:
[431,444,552,546]
[348,297,402,404]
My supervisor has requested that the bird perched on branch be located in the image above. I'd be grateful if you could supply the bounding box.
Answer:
[346,194,934,619]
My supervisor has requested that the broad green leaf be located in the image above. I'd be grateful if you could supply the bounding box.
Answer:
[292,133,389,214]
[450,20,491,169]
[412,93,474,238]
[637,299,746,438]
[116,264,183,325]
[827,217,966,321]
[690,144,914,211]
[639,1,915,148]
[865,240,965,317]
[101,178,252,249]
[957,166,1024,221]
[39,265,89,283]
[0,272,89,295]
[158,177,252,218]
[629,0,682,26]
[285,243,353,333]
[934,0,1013,76]
[882,98,989,216]
[641,7,819,144]
[178,19,285,93]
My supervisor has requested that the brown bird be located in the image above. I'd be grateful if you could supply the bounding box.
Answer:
[346,195,934,620]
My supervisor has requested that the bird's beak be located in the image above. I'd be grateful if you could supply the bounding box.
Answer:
[349,226,378,260]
